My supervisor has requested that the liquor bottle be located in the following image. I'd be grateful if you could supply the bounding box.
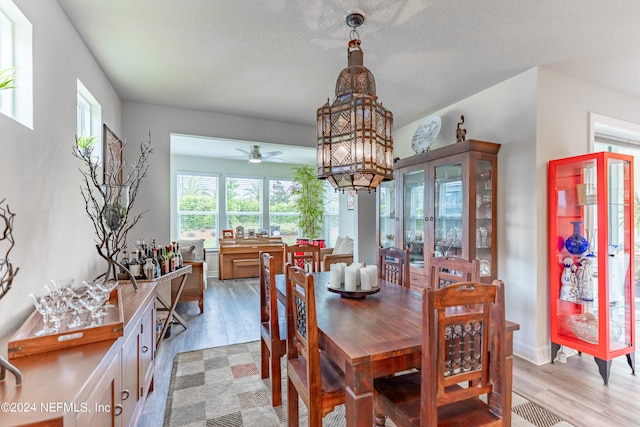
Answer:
[161,247,170,275]
[175,241,183,268]
[152,247,161,278]
[129,250,141,279]
[166,245,175,272]
[119,245,130,279]
[137,250,147,279]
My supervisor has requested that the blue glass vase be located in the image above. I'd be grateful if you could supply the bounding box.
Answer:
[565,221,589,255]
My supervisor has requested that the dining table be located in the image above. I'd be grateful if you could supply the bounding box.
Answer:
[275,271,520,427]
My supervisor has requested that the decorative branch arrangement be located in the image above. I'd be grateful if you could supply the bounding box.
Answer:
[0,197,21,386]
[0,198,18,300]
[72,132,153,290]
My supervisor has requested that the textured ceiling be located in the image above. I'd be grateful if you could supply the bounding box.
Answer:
[57,0,640,132]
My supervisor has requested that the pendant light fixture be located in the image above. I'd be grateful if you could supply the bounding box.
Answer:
[316,12,394,192]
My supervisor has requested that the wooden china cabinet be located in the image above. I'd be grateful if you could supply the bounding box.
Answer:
[377,139,500,288]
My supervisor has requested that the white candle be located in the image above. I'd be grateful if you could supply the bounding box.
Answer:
[344,266,357,292]
[360,266,371,290]
[337,263,347,284]
[367,265,379,288]
[330,264,342,289]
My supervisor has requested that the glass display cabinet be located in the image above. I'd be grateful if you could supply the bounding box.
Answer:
[377,140,500,287]
[548,151,635,384]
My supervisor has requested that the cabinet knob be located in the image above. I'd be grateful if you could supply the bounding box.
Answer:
[114,404,123,416]
[142,345,149,353]
[395,217,399,221]
[121,389,130,400]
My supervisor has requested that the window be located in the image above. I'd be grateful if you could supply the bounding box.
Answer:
[0,7,13,116]
[226,177,262,233]
[0,0,32,127]
[269,179,298,244]
[323,183,339,248]
[177,173,218,249]
[76,80,102,162]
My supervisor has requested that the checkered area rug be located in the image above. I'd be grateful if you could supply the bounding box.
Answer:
[163,341,574,427]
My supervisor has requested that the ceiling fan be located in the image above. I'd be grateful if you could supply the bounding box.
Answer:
[221,145,284,163]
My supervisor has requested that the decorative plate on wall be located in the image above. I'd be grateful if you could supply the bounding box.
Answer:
[411,115,441,154]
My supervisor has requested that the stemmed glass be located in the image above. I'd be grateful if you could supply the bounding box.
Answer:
[96,279,118,309]
[80,292,109,327]
[47,296,68,333]
[64,289,86,329]
[29,294,56,336]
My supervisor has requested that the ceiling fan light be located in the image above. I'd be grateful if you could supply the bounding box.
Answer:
[248,157,262,163]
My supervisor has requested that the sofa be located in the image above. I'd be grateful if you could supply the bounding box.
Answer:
[320,236,354,271]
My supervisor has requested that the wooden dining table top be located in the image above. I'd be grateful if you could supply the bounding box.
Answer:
[276,271,424,367]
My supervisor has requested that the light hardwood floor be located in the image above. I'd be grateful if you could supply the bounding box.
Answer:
[139,278,640,427]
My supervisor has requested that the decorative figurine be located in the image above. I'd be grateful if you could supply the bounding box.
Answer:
[456,115,467,143]
[576,256,594,301]
[559,256,580,303]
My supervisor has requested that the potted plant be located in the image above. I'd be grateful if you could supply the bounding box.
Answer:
[292,165,325,239]
[0,67,15,91]
[76,134,97,158]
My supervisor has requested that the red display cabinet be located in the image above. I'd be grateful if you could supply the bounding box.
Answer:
[548,152,635,384]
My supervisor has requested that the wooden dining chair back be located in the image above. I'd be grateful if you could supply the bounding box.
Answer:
[285,243,321,273]
[259,251,286,406]
[430,255,480,288]
[378,246,411,287]
[285,264,345,426]
[374,280,507,427]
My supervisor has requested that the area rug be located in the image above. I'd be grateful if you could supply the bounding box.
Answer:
[163,341,574,427]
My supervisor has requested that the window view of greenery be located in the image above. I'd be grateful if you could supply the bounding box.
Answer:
[269,179,298,244]
[177,174,218,248]
[226,177,262,234]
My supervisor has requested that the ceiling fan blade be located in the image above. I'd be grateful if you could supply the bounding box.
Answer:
[219,155,249,160]
[236,148,250,155]
[261,150,283,158]
[263,157,284,163]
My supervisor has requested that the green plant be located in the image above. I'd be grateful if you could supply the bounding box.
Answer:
[76,134,97,153]
[292,166,325,239]
[0,67,16,91]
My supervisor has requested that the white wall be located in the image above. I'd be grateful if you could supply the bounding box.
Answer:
[0,1,122,338]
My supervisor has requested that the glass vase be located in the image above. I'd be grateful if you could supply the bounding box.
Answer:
[101,185,129,232]
[565,221,589,255]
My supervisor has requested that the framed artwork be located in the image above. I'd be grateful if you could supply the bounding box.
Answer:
[103,124,123,185]
[222,229,234,239]
[347,189,356,210]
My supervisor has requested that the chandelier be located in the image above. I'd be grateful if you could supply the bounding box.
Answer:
[316,12,394,192]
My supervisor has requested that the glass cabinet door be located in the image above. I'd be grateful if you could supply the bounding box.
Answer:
[403,170,425,269]
[433,162,463,259]
[378,180,396,248]
[475,159,494,277]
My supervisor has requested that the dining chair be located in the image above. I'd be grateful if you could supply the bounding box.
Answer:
[285,263,345,426]
[259,251,287,406]
[430,255,480,288]
[373,280,507,427]
[284,243,321,273]
[378,246,410,287]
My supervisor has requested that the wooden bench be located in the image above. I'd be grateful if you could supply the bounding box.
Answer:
[232,258,260,280]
